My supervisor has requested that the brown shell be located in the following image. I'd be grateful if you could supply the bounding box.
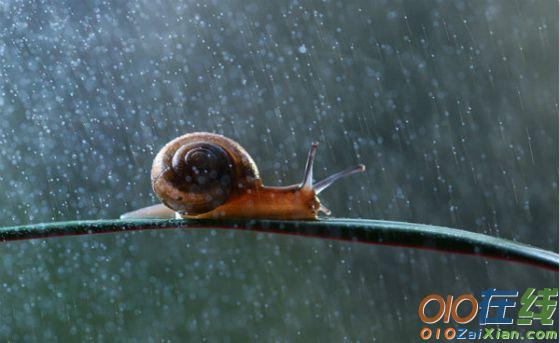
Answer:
[151,132,260,215]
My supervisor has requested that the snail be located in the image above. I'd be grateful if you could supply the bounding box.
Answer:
[121,132,365,220]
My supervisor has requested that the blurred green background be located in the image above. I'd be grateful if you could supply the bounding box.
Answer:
[0,0,557,340]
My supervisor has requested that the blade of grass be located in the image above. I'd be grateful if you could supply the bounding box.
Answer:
[0,218,557,271]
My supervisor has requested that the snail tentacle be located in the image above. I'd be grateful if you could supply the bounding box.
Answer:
[313,164,366,194]
[300,142,318,189]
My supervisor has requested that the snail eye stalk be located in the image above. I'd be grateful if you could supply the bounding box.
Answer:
[300,142,318,189]
[313,164,366,194]
[299,142,365,193]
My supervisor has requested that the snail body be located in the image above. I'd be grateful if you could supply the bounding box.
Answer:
[121,132,364,220]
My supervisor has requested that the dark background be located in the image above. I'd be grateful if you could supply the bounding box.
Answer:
[0,0,557,341]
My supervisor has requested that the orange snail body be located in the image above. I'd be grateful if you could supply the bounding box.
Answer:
[121,132,364,220]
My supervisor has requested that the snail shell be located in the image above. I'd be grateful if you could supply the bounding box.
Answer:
[151,132,259,215]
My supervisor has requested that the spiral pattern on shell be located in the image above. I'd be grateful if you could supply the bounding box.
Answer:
[151,132,260,215]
